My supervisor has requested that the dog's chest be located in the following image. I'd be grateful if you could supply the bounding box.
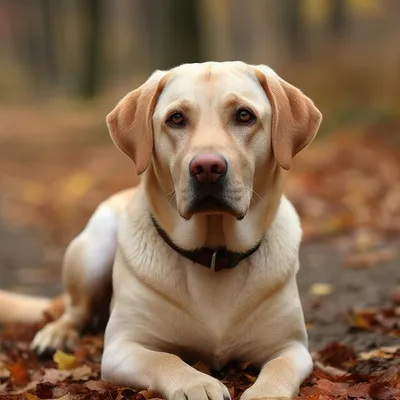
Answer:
[117,240,283,367]
[114,200,301,367]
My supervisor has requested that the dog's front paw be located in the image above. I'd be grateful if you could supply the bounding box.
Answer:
[30,320,78,356]
[241,389,291,400]
[169,374,230,400]
[241,397,290,400]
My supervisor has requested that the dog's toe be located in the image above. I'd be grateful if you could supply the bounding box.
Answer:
[171,377,230,400]
[30,320,79,356]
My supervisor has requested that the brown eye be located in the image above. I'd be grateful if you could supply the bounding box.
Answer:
[236,108,255,124]
[167,112,185,127]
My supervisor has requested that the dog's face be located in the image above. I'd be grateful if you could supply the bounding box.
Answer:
[107,62,322,220]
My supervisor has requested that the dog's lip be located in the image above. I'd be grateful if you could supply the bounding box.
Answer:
[181,196,246,220]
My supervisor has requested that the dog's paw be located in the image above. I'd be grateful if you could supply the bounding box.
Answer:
[170,374,230,400]
[30,320,78,356]
[240,390,291,400]
[241,397,290,400]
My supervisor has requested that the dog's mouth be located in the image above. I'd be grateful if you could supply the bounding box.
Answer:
[183,195,245,220]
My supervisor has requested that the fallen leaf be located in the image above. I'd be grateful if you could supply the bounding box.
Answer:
[0,381,9,392]
[375,366,400,384]
[40,368,73,384]
[84,379,115,392]
[317,342,357,368]
[24,393,40,400]
[317,379,349,396]
[53,350,78,370]
[359,347,400,361]
[138,389,163,400]
[348,311,372,329]
[347,382,370,398]
[309,283,334,296]
[369,382,400,400]
[7,358,29,387]
[0,360,11,380]
[70,365,92,381]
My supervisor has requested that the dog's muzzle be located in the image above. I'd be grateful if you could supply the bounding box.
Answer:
[185,153,242,219]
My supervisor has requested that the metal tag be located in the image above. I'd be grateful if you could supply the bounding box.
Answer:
[210,250,218,272]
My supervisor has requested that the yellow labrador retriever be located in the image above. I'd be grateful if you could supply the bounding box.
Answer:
[0,61,321,400]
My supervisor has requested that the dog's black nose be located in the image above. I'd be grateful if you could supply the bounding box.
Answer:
[189,154,227,183]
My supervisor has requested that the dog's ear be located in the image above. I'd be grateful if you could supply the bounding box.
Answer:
[106,70,169,174]
[254,66,322,170]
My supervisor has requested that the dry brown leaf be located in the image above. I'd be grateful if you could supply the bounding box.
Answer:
[24,393,40,400]
[347,382,370,398]
[7,358,29,387]
[84,379,113,392]
[70,365,92,381]
[138,389,163,400]
[40,368,73,384]
[317,379,349,396]
[369,382,400,400]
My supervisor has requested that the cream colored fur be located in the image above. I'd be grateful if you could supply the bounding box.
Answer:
[0,62,322,400]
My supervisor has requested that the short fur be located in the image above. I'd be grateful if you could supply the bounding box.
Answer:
[0,62,322,400]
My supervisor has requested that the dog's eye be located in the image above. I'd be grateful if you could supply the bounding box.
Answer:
[167,112,185,127]
[236,108,255,124]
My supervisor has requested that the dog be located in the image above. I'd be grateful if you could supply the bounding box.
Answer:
[0,61,322,400]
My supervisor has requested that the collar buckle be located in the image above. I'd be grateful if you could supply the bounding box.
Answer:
[210,250,218,272]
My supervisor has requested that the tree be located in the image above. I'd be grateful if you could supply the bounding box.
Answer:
[79,0,103,99]
[328,0,347,39]
[283,0,307,60]
[143,0,201,70]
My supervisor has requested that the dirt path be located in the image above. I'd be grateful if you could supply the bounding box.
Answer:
[1,218,399,353]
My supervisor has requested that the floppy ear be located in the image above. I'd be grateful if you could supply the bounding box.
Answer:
[106,70,169,174]
[254,66,322,170]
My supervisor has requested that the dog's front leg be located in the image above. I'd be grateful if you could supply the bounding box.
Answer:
[240,342,312,400]
[102,339,231,400]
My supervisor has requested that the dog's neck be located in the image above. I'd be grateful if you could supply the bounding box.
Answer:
[144,164,284,253]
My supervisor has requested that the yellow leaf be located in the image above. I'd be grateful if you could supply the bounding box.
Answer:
[53,350,78,370]
[309,283,334,296]
[24,394,40,400]
[349,312,370,329]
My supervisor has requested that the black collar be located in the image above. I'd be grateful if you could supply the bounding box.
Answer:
[151,217,261,272]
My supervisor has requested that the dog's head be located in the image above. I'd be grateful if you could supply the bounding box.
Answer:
[107,62,322,221]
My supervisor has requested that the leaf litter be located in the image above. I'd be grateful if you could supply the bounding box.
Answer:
[0,297,399,400]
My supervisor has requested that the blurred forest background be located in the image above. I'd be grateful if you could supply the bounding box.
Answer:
[0,0,400,258]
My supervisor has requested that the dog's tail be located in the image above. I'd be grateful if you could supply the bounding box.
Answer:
[0,289,65,324]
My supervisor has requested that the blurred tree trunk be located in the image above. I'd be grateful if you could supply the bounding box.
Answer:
[328,0,347,39]
[144,0,201,70]
[197,0,231,62]
[283,0,306,60]
[9,1,43,91]
[79,0,103,98]
[40,0,58,86]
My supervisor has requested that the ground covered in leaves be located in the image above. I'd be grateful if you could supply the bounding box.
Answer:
[0,299,399,400]
[0,106,400,399]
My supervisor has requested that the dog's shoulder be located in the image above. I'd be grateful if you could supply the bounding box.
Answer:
[253,196,302,282]
[266,195,302,249]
